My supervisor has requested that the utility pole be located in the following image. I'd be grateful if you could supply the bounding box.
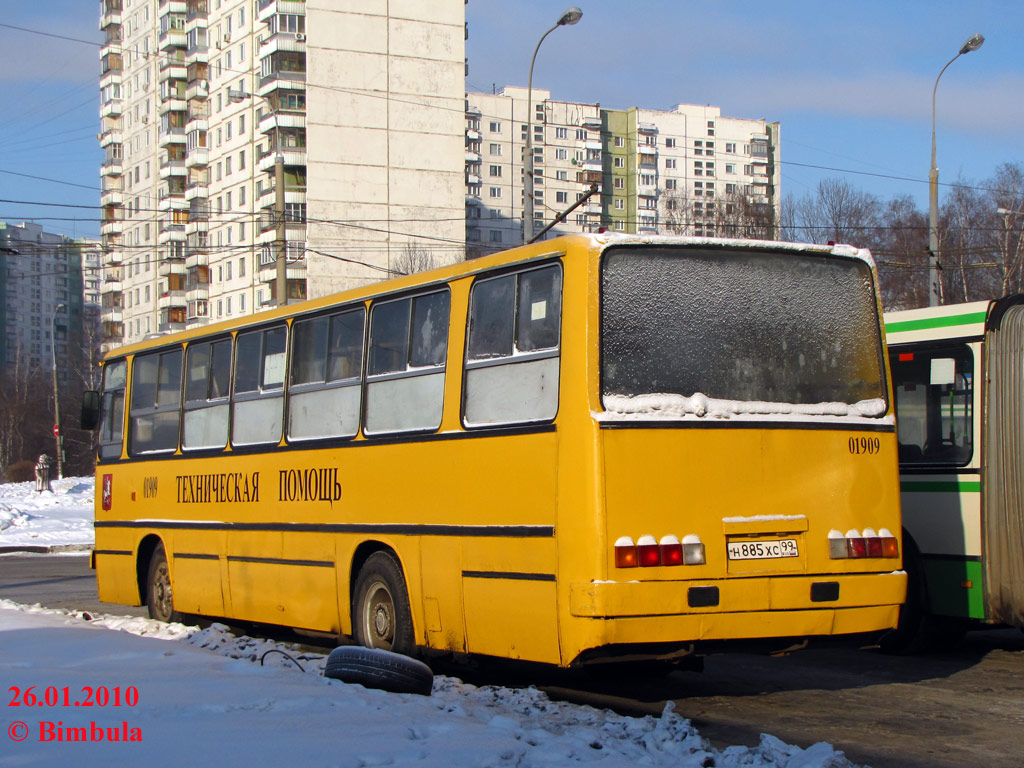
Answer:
[274,153,286,307]
[50,303,65,480]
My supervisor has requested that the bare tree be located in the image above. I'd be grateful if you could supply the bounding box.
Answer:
[876,194,930,311]
[393,243,440,276]
[784,178,882,248]
[982,162,1024,296]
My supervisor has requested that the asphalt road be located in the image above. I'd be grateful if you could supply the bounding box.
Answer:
[2,554,1022,767]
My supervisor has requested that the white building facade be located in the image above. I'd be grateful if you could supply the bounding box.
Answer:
[99,0,466,351]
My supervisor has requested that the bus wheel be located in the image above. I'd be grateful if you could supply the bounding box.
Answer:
[878,539,926,654]
[146,543,181,623]
[352,552,415,657]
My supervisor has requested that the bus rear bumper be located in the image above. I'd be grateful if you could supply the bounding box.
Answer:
[568,571,906,642]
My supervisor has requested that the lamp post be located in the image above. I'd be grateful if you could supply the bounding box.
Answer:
[928,33,984,306]
[523,7,582,244]
[50,303,65,480]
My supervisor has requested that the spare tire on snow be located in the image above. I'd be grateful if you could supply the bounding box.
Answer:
[324,646,433,696]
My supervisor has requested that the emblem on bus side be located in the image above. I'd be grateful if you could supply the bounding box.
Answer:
[102,474,113,511]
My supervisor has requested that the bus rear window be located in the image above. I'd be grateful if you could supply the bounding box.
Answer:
[601,246,886,411]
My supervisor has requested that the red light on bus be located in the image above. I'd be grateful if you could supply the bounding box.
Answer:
[614,536,637,568]
[637,535,661,566]
[898,352,914,362]
[847,533,868,559]
[863,528,883,558]
[660,535,683,566]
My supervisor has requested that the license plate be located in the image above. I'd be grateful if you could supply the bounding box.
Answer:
[727,538,799,560]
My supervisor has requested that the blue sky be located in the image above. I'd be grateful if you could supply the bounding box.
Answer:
[2,0,1022,240]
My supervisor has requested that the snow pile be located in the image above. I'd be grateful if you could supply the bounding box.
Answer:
[0,600,863,767]
[0,476,95,549]
[599,393,889,423]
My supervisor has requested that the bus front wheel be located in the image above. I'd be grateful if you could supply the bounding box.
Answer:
[146,543,181,624]
[352,551,415,657]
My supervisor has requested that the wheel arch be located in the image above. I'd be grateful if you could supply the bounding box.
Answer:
[349,540,406,602]
[135,534,165,607]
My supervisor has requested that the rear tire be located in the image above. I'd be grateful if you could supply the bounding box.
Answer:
[146,543,181,623]
[878,537,926,654]
[352,551,415,656]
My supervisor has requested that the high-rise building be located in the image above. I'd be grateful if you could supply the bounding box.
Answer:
[465,88,781,251]
[98,0,465,351]
[0,222,87,384]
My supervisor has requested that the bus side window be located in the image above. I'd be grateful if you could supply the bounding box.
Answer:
[98,359,127,460]
[232,325,287,446]
[365,291,450,435]
[890,344,973,466]
[129,348,183,455]
[288,308,365,441]
[183,338,231,451]
[464,264,562,427]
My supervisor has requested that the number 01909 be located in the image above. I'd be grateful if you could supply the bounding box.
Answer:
[848,436,880,455]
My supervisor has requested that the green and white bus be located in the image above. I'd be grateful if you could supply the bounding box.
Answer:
[884,296,1024,647]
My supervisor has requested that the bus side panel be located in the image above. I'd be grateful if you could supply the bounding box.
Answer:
[900,478,984,620]
[171,529,226,617]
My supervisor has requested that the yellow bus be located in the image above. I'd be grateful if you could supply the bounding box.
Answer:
[884,296,1024,648]
[85,233,905,667]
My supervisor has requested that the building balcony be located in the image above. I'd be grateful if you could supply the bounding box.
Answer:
[257,262,307,285]
[582,160,601,174]
[99,127,123,147]
[639,185,658,197]
[159,56,187,80]
[158,290,187,310]
[185,251,209,269]
[259,33,307,58]
[159,97,187,115]
[258,148,306,172]
[185,78,209,100]
[185,284,209,302]
[159,260,186,278]
[258,110,305,135]
[466,129,482,142]
[185,147,209,167]
[186,0,208,21]
[100,189,123,207]
[100,158,123,177]
[159,128,186,147]
[100,0,123,29]
[158,194,188,212]
[185,219,209,236]
[99,70,122,94]
[101,306,124,324]
[102,266,123,284]
[159,29,187,52]
[185,43,209,65]
[157,225,186,244]
[184,183,208,202]
[159,160,188,179]
[584,139,602,152]
[257,222,306,244]
[258,0,306,23]
[161,0,188,12]
[101,218,125,236]
[465,150,481,163]
[257,71,306,98]
[582,116,602,129]
[638,122,658,134]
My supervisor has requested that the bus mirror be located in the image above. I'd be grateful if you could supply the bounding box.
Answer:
[81,391,101,431]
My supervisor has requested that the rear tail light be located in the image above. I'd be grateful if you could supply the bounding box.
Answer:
[614,536,637,568]
[637,535,661,566]
[660,535,683,566]
[613,533,705,568]
[682,534,706,565]
[829,527,899,560]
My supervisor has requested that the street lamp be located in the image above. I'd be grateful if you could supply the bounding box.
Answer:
[523,7,583,244]
[51,303,65,480]
[928,33,984,306]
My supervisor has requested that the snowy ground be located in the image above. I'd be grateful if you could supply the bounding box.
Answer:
[0,478,864,767]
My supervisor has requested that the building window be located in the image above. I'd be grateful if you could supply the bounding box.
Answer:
[614,178,624,189]
[665,138,676,148]
[555,127,568,139]
[614,157,624,168]
[556,191,568,203]
[614,199,624,210]
[726,163,736,174]
[665,158,676,169]
[489,165,502,177]
[489,230,502,243]
[726,142,736,154]
[555,148,567,160]
[489,187,502,198]
[614,136,624,147]
[665,179,677,190]
[489,121,501,133]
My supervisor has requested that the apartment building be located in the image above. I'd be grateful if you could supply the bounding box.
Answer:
[465,88,781,248]
[98,0,465,351]
[0,222,86,383]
